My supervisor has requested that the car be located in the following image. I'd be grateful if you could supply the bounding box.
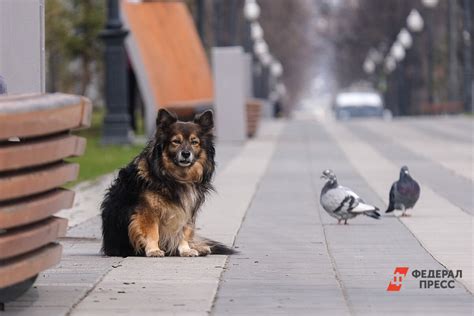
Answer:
[333,91,386,120]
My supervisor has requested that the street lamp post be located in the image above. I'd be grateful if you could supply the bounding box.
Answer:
[407,9,424,114]
[249,27,264,96]
[243,22,252,53]
[397,28,413,114]
[397,28,413,49]
[422,0,439,105]
[447,0,459,101]
[271,61,283,79]
[196,0,204,41]
[384,56,397,114]
[243,0,261,97]
[391,42,406,115]
[462,0,472,113]
[243,0,261,52]
[253,35,269,98]
[270,60,283,116]
[260,63,270,99]
[100,0,133,144]
[364,48,384,91]
[256,50,272,99]
[213,0,238,47]
[363,56,376,86]
[407,9,424,33]
[253,62,263,97]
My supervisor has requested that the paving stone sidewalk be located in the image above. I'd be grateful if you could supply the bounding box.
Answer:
[3,117,473,316]
[213,120,473,315]
[2,121,285,316]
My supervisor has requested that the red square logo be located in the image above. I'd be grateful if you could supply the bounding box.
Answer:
[387,267,409,292]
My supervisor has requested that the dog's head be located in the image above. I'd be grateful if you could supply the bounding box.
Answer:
[151,109,215,183]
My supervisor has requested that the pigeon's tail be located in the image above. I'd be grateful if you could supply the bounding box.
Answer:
[363,208,381,219]
[386,184,395,213]
[352,203,380,219]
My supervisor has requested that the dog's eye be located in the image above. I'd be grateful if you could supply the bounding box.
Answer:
[191,140,199,145]
[172,140,181,145]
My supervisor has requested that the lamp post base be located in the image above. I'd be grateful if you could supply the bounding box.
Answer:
[101,113,135,145]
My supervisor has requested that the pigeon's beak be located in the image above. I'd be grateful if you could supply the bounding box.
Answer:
[320,174,327,179]
[404,170,409,175]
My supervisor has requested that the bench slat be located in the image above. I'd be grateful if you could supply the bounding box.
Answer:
[0,135,85,172]
[0,189,74,230]
[0,163,79,202]
[0,217,67,260]
[0,243,62,288]
[0,96,91,140]
[0,94,81,113]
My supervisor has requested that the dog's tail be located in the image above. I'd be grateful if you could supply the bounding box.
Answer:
[201,238,238,255]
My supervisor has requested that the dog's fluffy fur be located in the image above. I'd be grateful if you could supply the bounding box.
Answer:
[101,109,235,257]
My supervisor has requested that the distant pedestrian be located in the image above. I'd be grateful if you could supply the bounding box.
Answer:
[0,75,7,95]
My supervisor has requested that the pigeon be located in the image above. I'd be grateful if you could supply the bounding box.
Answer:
[386,166,420,217]
[320,169,380,225]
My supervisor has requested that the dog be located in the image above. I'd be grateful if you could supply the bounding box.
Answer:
[101,109,235,257]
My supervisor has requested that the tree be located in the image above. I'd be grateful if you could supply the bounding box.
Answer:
[45,0,72,92]
[45,0,105,101]
[67,0,105,96]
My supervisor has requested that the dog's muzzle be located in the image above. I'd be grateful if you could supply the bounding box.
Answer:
[177,150,194,167]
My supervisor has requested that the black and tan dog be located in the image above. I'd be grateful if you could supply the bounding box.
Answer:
[101,109,234,257]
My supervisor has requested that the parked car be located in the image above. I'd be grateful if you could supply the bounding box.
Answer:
[333,91,386,120]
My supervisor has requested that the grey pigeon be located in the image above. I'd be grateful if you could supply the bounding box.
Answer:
[320,169,380,225]
[386,166,420,217]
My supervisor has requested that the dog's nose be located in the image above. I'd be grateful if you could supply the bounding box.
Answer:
[181,151,191,159]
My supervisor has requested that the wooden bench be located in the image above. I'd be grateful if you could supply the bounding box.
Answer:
[123,1,213,135]
[246,99,263,138]
[123,1,262,137]
[0,93,91,308]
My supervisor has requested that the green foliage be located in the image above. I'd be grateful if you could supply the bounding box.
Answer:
[45,0,71,55]
[67,0,104,60]
[45,0,105,96]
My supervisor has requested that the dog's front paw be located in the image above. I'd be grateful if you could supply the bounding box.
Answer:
[146,249,165,257]
[192,245,211,256]
[179,249,199,257]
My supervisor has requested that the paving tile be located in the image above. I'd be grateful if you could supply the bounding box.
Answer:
[214,120,473,316]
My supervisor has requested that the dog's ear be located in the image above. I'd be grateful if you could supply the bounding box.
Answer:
[194,110,214,132]
[156,109,177,128]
